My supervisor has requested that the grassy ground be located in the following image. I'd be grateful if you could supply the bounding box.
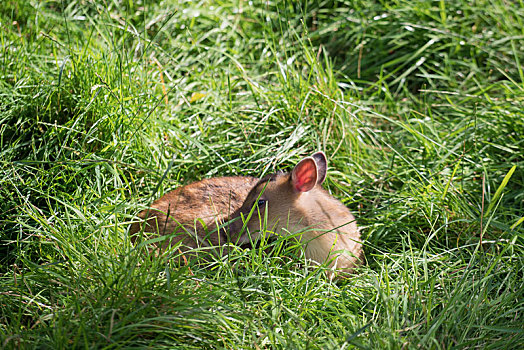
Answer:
[1,0,523,348]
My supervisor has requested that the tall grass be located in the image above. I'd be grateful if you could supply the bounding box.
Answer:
[1,0,523,348]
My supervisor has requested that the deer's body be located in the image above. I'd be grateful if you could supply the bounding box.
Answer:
[131,152,362,274]
[129,176,258,248]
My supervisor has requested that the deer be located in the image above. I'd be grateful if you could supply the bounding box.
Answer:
[130,152,362,275]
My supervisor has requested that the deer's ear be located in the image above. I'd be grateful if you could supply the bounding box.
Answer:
[311,151,327,185]
[291,157,318,192]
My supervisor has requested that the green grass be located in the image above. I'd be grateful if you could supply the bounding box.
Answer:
[1,0,523,348]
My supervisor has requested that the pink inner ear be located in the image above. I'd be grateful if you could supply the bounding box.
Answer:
[293,159,317,192]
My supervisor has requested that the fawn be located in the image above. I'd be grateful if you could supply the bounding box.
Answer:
[130,152,362,274]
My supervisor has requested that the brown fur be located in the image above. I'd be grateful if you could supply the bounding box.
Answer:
[129,176,258,249]
[130,153,362,276]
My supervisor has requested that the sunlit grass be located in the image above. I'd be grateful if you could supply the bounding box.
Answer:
[1,0,523,348]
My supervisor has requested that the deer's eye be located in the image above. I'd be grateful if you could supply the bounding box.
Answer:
[256,199,267,207]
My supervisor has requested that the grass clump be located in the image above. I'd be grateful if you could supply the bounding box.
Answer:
[1,0,523,348]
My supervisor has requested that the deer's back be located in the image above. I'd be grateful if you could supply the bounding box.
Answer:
[130,176,258,246]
